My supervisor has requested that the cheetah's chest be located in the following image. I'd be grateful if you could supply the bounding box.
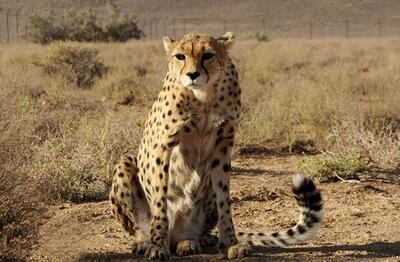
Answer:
[167,113,217,212]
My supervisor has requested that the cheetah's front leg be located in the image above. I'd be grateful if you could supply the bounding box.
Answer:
[210,122,252,259]
[145,150,172,260]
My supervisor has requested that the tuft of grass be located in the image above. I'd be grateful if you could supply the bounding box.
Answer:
[298,153,368,182]
[33,42,108,88]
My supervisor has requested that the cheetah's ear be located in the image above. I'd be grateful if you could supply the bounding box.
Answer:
[217,32,235,49]
[162,36,175,54]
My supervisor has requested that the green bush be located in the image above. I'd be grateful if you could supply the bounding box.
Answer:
[33,42,108,88]
[25,4,144,44]
[25,10,67,44]
[63,9,104,42]
[298,153,367,182]
[103,2,144,42]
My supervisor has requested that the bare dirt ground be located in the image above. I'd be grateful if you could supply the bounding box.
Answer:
[29,155,400,261]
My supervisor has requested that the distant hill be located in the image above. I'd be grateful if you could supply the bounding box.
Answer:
[1,0,400,41]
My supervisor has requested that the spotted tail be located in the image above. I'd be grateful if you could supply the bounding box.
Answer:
[237,173,323,247]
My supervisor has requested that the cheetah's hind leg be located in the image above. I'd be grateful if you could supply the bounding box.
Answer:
[109,155,152,255]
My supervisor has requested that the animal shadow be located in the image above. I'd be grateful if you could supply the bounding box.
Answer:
[78,241,400,261]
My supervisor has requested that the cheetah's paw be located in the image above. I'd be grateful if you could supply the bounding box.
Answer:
[227,243,252,259]
[132,241,151,256]
[176,240,201,256]
[144,243,170,260]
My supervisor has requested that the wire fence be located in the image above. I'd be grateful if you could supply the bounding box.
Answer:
[0,8,27,43]
[0,7,399,43]
[137,17,394,40]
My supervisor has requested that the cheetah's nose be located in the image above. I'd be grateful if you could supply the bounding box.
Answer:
[186,71,200,80]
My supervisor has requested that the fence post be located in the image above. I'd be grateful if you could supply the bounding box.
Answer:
[25,17,28,41]
[262,18,265,32]
[0,8,3,43]
[156,20,159,39]
[172,19,176,38]
[345,20,349,38]
[308,21,313,39]
[149,21,153,40]
[6,9,11,43]
[142,22,146,40]
[16,9,21,42]
[183,18,186,35]
[378,18,382,37]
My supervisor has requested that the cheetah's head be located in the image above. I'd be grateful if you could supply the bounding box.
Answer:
[163,32,235,97]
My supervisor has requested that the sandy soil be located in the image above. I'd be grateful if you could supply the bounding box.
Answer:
[29,155,400,261]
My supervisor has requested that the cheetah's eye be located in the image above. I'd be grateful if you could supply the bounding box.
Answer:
[174,54,185,60]
[202,52,215,61]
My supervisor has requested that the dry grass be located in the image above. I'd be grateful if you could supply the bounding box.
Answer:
[0,73,44,260]
[235,38,400,149]
[1,38,400,259]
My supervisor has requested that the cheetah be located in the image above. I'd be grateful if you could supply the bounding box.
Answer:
[109,32,323,260]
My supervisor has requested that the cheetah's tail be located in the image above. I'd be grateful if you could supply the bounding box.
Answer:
[236,173,323,247]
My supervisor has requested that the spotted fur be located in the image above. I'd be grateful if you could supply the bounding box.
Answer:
[109,33,323,260]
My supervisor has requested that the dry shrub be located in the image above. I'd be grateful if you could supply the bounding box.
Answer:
[327,117,400,169]
[25,3,144,44]
[34,42,108,88]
